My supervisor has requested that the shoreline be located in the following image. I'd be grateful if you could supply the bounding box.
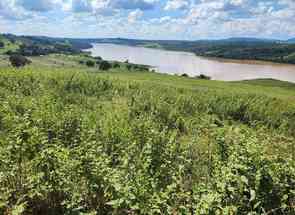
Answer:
[87,43,295,67]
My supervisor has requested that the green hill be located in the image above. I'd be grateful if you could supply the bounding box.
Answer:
[0,35,20,54]
[0,54,294,214]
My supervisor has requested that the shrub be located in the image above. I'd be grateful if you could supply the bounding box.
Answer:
[126,64,132,70]
[181,73,189,77]
[9,55,31,68]
[6,50,15,55]
[112,62,120,68]
[0,41,4,48]
[196,74,211,80]
[86,60,95,67]
[99,61,112,70]
[94,56,102,61]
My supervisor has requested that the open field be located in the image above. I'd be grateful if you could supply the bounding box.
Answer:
[0,54,294,214]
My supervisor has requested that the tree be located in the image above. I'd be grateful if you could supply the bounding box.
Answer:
[9,55,31,68]
[99,61,112,70]
[0,41,4,48]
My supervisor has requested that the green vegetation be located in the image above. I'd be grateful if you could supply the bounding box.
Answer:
[99,60,112,70]
[0,54,294,214]
[3,33,295,65]
[86,60,95,67]
[0,35,20,54]
[0,34,90,56]
[195,74,211,80]
[142,43,163,49]
[9,55,32,68]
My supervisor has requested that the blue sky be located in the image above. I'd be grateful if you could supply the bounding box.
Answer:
[0,0,294,40]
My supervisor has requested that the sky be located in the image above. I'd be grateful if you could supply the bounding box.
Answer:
[0,0,294,40]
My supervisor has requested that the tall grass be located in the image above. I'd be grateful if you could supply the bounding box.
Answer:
[0,67,294,214]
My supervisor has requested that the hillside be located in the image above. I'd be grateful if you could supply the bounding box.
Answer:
[0,34,91,56]
[0,54,294,214]
[2,34,295,64]
[0,34,20,54]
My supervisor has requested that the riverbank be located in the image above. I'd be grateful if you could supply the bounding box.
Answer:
[86,43,295,83]
[90,38,295,65]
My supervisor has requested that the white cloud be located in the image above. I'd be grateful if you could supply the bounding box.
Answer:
[164,0,189,10]
[128,9,143,23]
[0,0,295,40]
[0,0,25,20]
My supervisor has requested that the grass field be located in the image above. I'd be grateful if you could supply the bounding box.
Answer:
[0,54,294,214]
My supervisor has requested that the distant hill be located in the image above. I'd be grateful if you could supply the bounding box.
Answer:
[287,38,295,43]
[92,37,295,64]
[211,37,280,43]
[1,33,295,64]
[0,33,92,56]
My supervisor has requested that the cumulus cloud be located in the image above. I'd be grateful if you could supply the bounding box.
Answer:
[0,0,295,40]
[164,0,189,10]
[0,0,30,20]
[128,9,143,23]
[65,0,157,16]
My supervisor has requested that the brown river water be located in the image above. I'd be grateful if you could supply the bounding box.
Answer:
[87,43,295,83]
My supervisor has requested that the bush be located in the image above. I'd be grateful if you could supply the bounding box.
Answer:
[0,41,4,48]
[181,73,189,77]
[9,55,31,68]
[126,64,132,70]
[0,68,294,214]
[196,74,211,80]
[99,61,112,70]
[5,50,15,55]
[112,62,120,68]
[94,56,102,61]
[86,60,95,67]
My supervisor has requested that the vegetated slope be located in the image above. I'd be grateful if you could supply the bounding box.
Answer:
[0,61,294,214]
[190,41,295,64]
[3,33,295,64]
[0,35,20,54]
[0,34,91,56]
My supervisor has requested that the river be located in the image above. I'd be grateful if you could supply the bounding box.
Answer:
[87,43,295,83]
